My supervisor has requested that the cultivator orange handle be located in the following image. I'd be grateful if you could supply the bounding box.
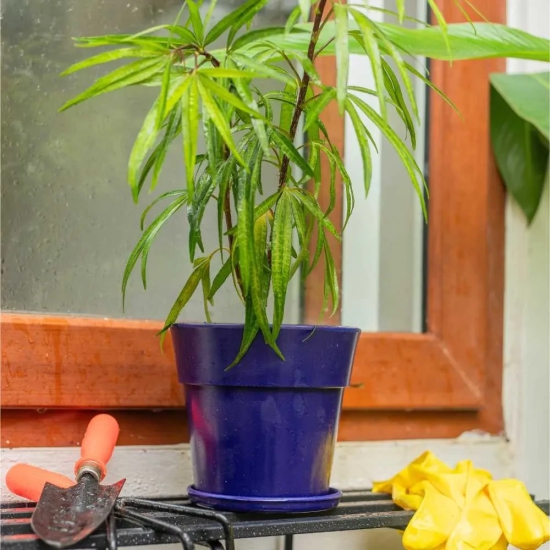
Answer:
[74,414,120,481]
[6,464,74,502]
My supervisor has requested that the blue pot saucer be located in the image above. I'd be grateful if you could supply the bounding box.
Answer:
[187,486,342,513]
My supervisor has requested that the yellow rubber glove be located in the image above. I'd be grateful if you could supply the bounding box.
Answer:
[373,451,550,550]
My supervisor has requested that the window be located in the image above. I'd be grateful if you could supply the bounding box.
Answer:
[1,0,505,446]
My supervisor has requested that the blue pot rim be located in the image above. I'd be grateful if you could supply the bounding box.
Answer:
[172,322,360,334]
[171,322,360,388]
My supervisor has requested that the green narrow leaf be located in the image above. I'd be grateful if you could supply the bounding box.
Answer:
[198,68,260,79]
[308,224,326,275]
[285,6,301,36]
[255,191,282,219]
[426,0,451,59]
[298,0,311,22]
[60,57,164,111]
[151,107,182,191]
[272,129,315,179]
[227,0,270,45]
[208,258,232,300]
[163,76,193,116]
[348,8,387,121]
[345,99,373,196]
[271,192,292,340]
[350,94,427,218]
[217,157,236,256]
[205,0,268,45]
[254,213,269,273]
[204,0,219,27]
[396,0,406,22]
[198,74,266,119]
[355,17,419,122]
[61,48,160,76]
[157,57,173,128]
[226,295,260,369]
[201,261,213,322]
[123,193,188,307]
[232,27,300,51]
[159,260,208,332]
[188,172,216,260]
[128,101,160,201]
[381,61,416,149]
[279,82,298,132]
[187,0,204,43]
[231,53,296,85]
[293,190,341,240]
[182,76,200,201]
[234,84,269,154]
[140,189,187,230]
[324,241,340,316]
[334,4,349,114]
[197,79,247,167]
[290,195,307,246]
[303,88,337,131]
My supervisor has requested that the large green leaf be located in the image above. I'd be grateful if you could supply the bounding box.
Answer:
[242,22,550,62]
[271,192,293,340]
[490,72,549,223]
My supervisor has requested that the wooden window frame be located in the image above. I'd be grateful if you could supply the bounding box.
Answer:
[1,0,505,446]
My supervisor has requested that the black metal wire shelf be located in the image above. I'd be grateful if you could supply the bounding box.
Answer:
[2,490,548,550]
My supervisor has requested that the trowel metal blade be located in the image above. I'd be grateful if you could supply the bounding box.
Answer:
[31,477,125,548]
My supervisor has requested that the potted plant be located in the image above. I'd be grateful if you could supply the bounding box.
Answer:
[61,1,549,512]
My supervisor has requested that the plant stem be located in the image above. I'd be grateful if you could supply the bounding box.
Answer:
[278,0,328,189]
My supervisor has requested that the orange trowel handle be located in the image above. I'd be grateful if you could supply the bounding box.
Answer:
[74,414,120,481]
[6,464,74,502]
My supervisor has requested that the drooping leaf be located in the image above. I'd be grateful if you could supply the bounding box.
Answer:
[159,259,209,333]
[272,129,315,180]
[123,193,188,306]
[188,172,217,260]
[303,87,337,131]
[60,57,164,111]
[348,8,387,121]
[198,67,260,79]
[271,191,292,340]
[230,53,296,85]
[209,258,232,301]
[140,189,187,230]
[187,0,204,43]
[128,101,160,201]
[198,74,266,120]
[197,79,247,167]
[157,56,173,128]
[350,93,427,218]
[381,60,417,149]
[345,99,373,196]
[333,4,349,114]
[201,260,213,322]
[182,76,200,201]
[490,72,550,223]
[232,26,302,51]
[285,6,302,36]
[426,0,451,58]
[61,48,160,76]
[226,294,260,369]
[292,190,341,240]
[298,0,311,22]
[324,240,340,316]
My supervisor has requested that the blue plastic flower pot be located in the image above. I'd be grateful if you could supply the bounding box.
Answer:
[170,323,360,513]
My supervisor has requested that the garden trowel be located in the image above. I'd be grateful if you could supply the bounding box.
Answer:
[19,414,125,548]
